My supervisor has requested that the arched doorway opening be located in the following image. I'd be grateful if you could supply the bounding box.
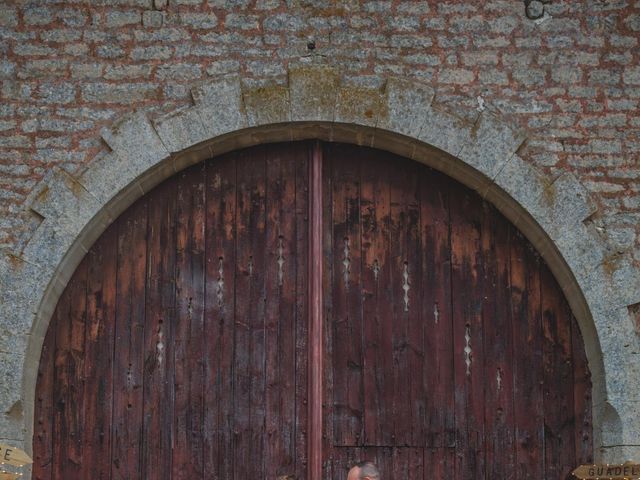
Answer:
[33,141,592,479]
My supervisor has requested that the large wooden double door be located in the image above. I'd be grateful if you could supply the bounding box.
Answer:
[34,141,592,480]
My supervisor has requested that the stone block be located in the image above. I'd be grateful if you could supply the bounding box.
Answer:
[554,224,606,282]
[0,352,24,435]
[153,106,211,153]
[458,112,527,181]
[492,154,551,221]
[142,10,164,27]
[243,85,291,126]
[75,151,145,217]
[191,74,248,138]
[28,168,101,224]
[378,77,434,138]
[101,111,170,176]
[20,219,81,276]
[334,85,385,128]
[416,107,474,158]
[288,64,340,122]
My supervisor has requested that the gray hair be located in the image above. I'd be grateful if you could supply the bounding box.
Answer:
[355,461,380,479]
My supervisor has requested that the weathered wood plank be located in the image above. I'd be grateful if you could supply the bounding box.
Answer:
[112,198,147,480]
[328,143,363,446]
[141,179,177,479]
[510,230,544,480]
[542,264,577,479]
[295,144,310,480]
[360,152,392,447]
[173,164,206,480]
[203,153,237,479]
[573,314,593,465]
[419,169,454,449]
[33,305,57,480]
[234,147,268,478]
[53,256,87,480]
[481,206,516,478]
[449,184,485,480]
[82,225,118,480]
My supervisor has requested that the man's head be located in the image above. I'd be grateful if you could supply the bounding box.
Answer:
[347,461,380,480]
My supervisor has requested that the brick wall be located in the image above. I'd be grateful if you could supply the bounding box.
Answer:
[0,0,639,260]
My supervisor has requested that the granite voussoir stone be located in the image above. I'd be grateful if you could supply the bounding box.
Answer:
[334,84,386,128]
[101,111,170,174]
[27,167,101,225]
[378,77,435,138]
[153,106,211,153]
[191,74,248,138]
[75,150,143,217]
[288,65,340,122]
[416,107,475,157]
[458,112,527,180]
[20,218,81,275]
[242,84,291,126]
[492,154,552,217]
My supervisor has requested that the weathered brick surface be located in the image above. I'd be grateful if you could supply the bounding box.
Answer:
[0,0,638,265]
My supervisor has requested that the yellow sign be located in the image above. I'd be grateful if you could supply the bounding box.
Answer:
[573,463,640,480]
[0,444,32,468]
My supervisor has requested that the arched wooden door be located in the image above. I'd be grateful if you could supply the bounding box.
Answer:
[33,141,592,480]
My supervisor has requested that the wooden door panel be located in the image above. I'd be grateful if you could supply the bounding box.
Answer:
[34,142,309,480]
[323,143,592,479]
[34,141,592,480]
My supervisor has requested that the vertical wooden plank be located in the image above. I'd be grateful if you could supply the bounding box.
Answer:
[386,154,422,447]
[82,225,118,480]
[419,169,454,449]
[52,257,87,480]
[425,447,455,480]
[449,184,485,480]
[541,265,577,479]
[263,143,301,477]
[141,179,177,479]
[360,152,392,447]
[33,309,57,480]
[398,160,422,447]
[111,199,147,480]
[173,164,206,480]
[203,153,237,479]
[295,144,310,480]
[234,147,267,479]
[510,230,544,479]
[309,141,324,480]
[481,207,516,478]
[328,143,363,447]
[322,143,334,478]
[573,316,593,465]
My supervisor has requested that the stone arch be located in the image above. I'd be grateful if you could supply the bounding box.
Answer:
[1,64,639,468]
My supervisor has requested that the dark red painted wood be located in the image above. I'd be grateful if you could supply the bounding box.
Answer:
[33,141,593,480]
[82,224,117,480]
[450,183,486,480]
[419,169,454,450]
[33,303,56,480]
[112,199,147,480]
[510,231,544,480]
[173,164,206,480]
[360,151,393,447]
[142,179,177,479]
[327,143,363,447]
[203,153,236,480]
[309,141,324,480]
[294,146,310,480]
[542,265,577,480]
[53,256,87,480]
